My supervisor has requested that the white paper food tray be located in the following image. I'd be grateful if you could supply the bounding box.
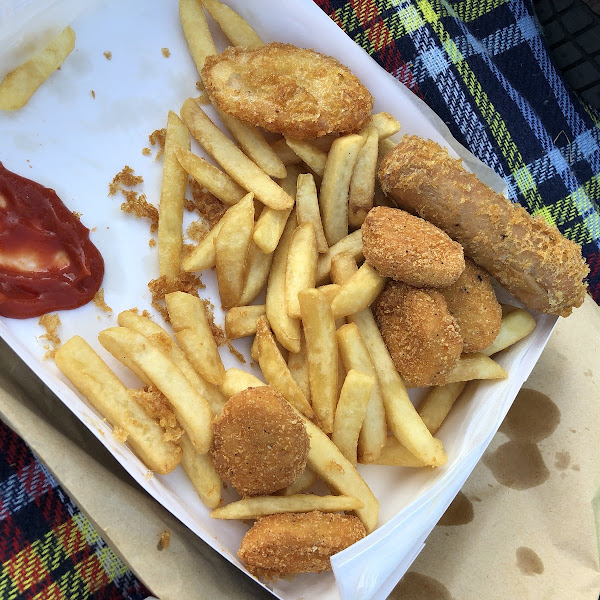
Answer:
[0,1,557,598]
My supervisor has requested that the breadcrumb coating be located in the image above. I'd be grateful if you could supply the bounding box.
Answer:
[202,43,373,139]
[374,282,463,387]
[378,136,589,316]
[211,386,309,496]
[439,258,502,352]
[362,206,465,287]
[238,511,366,578]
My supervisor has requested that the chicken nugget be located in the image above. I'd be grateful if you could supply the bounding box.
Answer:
[211,386,309,496]
[362,206,465,288]
[202,43,373,139]
[373,282,463,387]
[439,258,502,352]
[378,136,589,316]
[238,511,366,578]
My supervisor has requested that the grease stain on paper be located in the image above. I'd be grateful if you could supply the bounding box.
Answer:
[390,572,453,600]
[516,546,544,575]
[483,441,550,490]
[438,492,474,526]
[554,451,570,470]
[498,389,560,442]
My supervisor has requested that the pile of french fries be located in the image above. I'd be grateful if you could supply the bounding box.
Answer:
[54,0,537,539]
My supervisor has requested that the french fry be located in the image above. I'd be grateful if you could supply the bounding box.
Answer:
[252,163,301,253]
[320,134,363,246]
[220,368,265,398]
[296,173,328,253]
[330,250,359,285]
[211,494,363,520]
[332,370,374,466]
[287,332,311,403]
[181,213,225,272]
[336,323,387,463]
[317,283,341,305]
[441,353,508,384]
[349,309,447,467]
[200,0,264,49]
[364,112,401,139]
[179,0,217,71]
[158,111,190,278]
[174,147,246,206]
[0,27,75,111]
[98,327,213,454]
[180,434,222,509]
[366,436,427,467]
[279,465,318,496]
[117,309,227,417]
[225,305,266,339]
[180,99,293,210]
[299,410,379,533]
[215,193,255,308]
[165,291,226,386]
[418,381,467,435]
[285,139,327,177]
[270,139,302,165]
[285,223,318,319]
[55,336,181,474]
[481,308,537,356]
[316,230,363,285]
[239,239,273,305]
[378,137,397,159]
[298,288,338,433]
[348,126,378,228]
[266,210,302,352]
[330,262,387,319]
[255,316,315,420]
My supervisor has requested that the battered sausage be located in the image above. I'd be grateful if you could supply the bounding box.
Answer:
[211,386,309,496]
[373,281,463,387]
[361,206,465,287]
[378,136,589,317]
[238,511,366,578]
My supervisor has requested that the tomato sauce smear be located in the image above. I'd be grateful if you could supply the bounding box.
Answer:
[0,162,104,319]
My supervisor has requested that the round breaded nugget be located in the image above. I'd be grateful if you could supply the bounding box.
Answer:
[362,206,465,287]
[374,282,463,387]
[202,43,373,139]
[211,386,309,496]
[439,258,502,353]
[238,511,366,578]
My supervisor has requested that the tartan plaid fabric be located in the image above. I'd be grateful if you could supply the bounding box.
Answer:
[313,0,600,305]
[0,419,150,600]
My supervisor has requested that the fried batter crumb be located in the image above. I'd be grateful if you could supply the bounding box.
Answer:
[196,92,211,104]
[131,386,183,442]
[91,90,95,99]
[72,211,82,219]
[148,273,205,321]
[186,219,209,243]
[196,80,205,92]
[39,313,61,359]
[120,191,159,233]
[145,470,154,480]
[149,238,156,247]
[108,165,144,196]
[103,51,112,60]
[188,180,226,228]
[200,298,227,346]
[142,147,151,156]
[149,128,167,160]
[161,47,171,58]
[227,341,246,363]
[158,530,171,550]
[93,288,113,313]
[113,426,128,442]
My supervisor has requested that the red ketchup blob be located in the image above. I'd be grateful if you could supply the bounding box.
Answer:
[0,162,105,319]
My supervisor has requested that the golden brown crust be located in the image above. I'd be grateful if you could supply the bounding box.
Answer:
[211,386,309,496]
[378,136,589,317]
[439,259,502,352]
[373,282,463,387]
[238,511,366,577]
[202,43,373,139]
[361,206,465,287]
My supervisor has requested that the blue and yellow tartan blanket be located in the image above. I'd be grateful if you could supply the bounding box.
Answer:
[315,0,600,304]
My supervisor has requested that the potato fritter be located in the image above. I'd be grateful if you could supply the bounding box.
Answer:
[362,206,465,288]
[202,43,373,139]
[439,258,502,352]
[211,386,309,496]
[238,511,366,578]
[378,136,589,316]
[374,282,463,387]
